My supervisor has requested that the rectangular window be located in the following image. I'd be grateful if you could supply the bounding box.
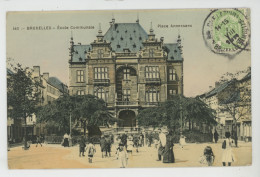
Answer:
[145,66,159,79]
[77,90,85,96]
[149,49,154,58]
[77,70,84,82]
[169,68,176,81]
[169,89,177,95]
[123,89,131,101]
[145,88,159,102]
[123,68,130,80]
[97,49,104,58]
[94,88,108,102]
[94,67,109,79]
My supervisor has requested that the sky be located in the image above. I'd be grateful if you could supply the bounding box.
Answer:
[6,9,251,97]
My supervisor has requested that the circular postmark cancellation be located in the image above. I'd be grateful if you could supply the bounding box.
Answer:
[202,9,250,58]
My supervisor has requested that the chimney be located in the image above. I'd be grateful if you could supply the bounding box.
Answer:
[33,66,40,78]
[43,72,49,80]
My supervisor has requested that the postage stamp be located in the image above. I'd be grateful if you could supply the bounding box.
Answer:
[202,9,250,59]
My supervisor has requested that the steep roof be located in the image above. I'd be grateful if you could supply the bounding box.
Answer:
[47,77,67,93]
[164,43,182,61]
[103,23,148,53]
[72,45,91,63]
[205,80,234,98]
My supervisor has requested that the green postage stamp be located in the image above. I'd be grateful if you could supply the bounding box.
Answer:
[203,9,250,59]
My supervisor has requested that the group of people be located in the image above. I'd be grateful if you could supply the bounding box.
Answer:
[156,129,175,163]
[79,136,96,163]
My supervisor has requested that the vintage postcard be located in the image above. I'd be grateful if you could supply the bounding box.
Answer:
[6,9,251,169]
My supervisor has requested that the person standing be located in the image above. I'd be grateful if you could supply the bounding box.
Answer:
[222,132,235,166]
[116,143,128,168]
[86,140,96,163]
[214,130,219,143]
[100,135,106,158]
[163,130,175,163]
[157,129,166,161]
[105,135,112,157]
[36,136,42,147]
[127,135,134,154]
[79,136,86,157]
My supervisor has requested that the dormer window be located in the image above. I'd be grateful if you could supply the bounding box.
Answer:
[75,50,78,54]
[79,57,82,61]
[111,37,114,41]
[125,30,127,33]
[130,37,133,40]
[117,44,120,48]
[174,50,177,53]
[133,44,136,48]
[139,36,142,40]
[120,36,123,40]
[133,30,136,33]
[117,30,119,33]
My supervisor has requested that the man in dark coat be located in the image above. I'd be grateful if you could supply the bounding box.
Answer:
[100,136,106,158]
[121,133,128,148]
[214,130,219,143]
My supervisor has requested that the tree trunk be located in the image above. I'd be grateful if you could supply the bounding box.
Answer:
[24,117,28,150]
[189,119,191,131]
[83,120,87,136]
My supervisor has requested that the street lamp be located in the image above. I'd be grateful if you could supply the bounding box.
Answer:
[179,95,183,135]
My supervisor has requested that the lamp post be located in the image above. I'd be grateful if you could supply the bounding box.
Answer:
[179,95,183,135]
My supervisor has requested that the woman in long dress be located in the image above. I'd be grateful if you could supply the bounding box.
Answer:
[116,144,128,168]
[222,132,234,166]
[163,130,175,163]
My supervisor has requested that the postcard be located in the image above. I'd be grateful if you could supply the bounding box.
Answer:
[6,8,251,169]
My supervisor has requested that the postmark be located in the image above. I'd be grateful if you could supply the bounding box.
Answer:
[202,9,250,59]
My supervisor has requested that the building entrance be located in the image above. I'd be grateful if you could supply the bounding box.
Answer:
[118,110,136,127]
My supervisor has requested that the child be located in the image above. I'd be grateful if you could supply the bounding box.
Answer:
[203,146,214,166]
[116,143,128,168]
[127,135,134,154]
[79,136,86,157]
[86,140,96,163]
[179,135,186,149]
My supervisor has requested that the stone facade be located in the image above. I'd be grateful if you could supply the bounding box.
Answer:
[69,18,184,127]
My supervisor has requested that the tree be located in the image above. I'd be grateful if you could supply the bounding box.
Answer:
[37,94,117,136]
[217,67,251,145]
[7,63,41,150]
[137,95,217,133]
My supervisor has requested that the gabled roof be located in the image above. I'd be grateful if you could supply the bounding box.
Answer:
[205,80,234,98]
[164,43,182,61]
[47,77,67,93]
[72,45,91,63]
[103,23,148,53]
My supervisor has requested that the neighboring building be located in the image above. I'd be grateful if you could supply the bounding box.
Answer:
[7,66,68,143]
[199,72,251,141]
[237,72,251,141]
[199,81,234,138]
[68,18,184,128]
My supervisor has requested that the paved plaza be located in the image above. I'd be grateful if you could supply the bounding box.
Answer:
[8,141,252,169]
